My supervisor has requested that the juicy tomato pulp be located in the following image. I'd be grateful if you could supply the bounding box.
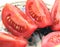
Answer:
[42,31,60,47]
[26,0,52,28]
[51,0,60,31]
[2,4,37,39]
[0,32,27,47]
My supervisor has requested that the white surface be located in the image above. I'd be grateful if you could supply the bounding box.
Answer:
[0,0,55,5]
[43,0,55,10]
[0,0,27,6]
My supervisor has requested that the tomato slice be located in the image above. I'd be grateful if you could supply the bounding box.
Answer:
[51,0,60,31]
[0,32,27,47]
[2,4,37,39]
[25,0,52,28]
[42,31,60,47]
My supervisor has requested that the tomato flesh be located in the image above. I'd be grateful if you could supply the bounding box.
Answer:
[0,32,27,47]
[42,32,60,47]
[2,4,37,39]
[51,0,60,31]
[26,0,52,28]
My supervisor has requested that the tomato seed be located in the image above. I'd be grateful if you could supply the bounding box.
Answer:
[29,5,43,22]
[6,16,26,33]
[6,16,9,19]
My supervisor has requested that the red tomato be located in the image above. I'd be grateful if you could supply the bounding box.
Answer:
[42,31,60,47]
[0,32,27,47]
[25,0,52,28]
[2,4,37,39]
[51,0,60,31]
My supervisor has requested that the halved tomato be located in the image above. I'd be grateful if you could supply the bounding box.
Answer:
[2,4,37,39]
[25,0,52,28]
[42,31,60,47]
[51,0,60,31]
[0,32,27,47]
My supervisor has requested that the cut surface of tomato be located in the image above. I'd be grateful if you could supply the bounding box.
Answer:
[51,0,60,31]
[42,31,60,47]
[0,32,27,47]
[26,0,52,28]
[2,4,37,39]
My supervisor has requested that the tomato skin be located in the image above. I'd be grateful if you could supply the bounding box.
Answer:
[2,4,37,39]
[42,31,60,47]
[25,0,52,28]
[51,0,60,31]
[0,32,28,47]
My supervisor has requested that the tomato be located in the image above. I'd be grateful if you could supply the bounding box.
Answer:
[51,0,60,31]
[0,32,27,47]
[42,31,60,47]
[2,4,37,39]
[25,0,52,28]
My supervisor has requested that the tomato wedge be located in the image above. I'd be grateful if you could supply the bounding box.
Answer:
[2,4,37,39]
[0,32,27,47]
[42,31,60,47]
[51,0,60,31]
[25,0,52,28]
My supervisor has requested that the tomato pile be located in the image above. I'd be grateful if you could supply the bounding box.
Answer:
[1,0,60,47]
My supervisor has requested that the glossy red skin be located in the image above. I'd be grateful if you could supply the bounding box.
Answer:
[2,4,37,39]
[26,0,52,28]
[51,0,60,31]
[42,31,60,47]
[0,32,27,47]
